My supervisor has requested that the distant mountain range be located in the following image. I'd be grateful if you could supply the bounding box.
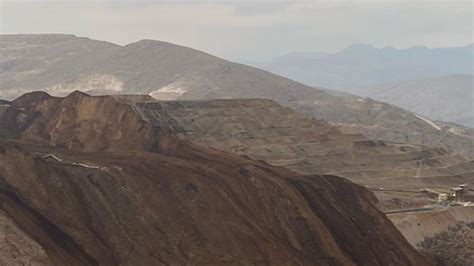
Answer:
[250,43,474,89]
[1,34,473,158]
[248,44,474,128]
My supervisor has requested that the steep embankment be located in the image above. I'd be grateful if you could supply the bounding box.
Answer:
[0,91,427,265]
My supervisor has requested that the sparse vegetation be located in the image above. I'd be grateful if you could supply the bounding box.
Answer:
[419,222,474,265]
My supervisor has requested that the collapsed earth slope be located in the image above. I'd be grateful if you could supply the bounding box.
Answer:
[0,92,427,265]
[128,98,474,210]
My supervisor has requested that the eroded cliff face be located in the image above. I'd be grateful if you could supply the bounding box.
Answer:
[0,92,428,265]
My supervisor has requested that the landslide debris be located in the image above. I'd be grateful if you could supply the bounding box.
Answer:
[0,92,428,265]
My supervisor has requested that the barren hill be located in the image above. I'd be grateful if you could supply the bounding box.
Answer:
[0,91,427,265]
[353,74,474,128]
[3,91,473,263]
[1,34,473,158]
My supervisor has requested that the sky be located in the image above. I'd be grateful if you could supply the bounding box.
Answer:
[1,0,473,61]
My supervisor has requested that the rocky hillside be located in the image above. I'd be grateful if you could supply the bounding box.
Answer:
[1,34,473,159]
[319,91,474,161]
[0,92,427,265]
[348,74,474,128]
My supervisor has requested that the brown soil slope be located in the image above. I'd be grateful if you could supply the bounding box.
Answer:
[130,98,474,211]
[0,92,427,265]
[128,98,474,265]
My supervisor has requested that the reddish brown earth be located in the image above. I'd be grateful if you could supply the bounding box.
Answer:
[6,91,153,152]
[0,92,428,265]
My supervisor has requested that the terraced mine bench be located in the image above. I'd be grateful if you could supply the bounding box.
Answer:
[123,98,474,211]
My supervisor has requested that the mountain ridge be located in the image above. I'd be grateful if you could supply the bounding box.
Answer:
[1,34,473,159]
[252,42,473,89]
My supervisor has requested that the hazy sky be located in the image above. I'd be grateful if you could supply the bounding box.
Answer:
[1,0,472,60]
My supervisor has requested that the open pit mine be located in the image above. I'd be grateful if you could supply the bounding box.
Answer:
[0,91,441,265]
